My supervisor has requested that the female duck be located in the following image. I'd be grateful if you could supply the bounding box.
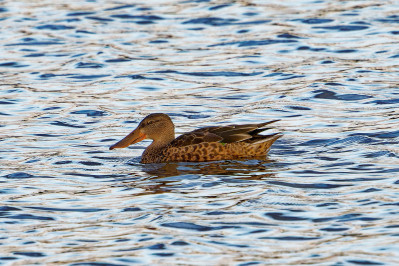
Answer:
[109,113,281,163]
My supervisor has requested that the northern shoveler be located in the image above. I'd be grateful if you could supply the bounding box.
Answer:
[109,113,282,163]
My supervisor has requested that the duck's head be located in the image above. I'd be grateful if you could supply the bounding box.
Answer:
[109,113,175,150]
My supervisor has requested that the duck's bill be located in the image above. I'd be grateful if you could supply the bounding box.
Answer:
[109,129,146,150]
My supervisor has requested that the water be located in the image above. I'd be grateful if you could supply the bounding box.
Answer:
[1,0,399,265]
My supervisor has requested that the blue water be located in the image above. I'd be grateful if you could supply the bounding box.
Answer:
[1,0,399,265]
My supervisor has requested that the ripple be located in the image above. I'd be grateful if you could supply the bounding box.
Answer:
[116,74,163,80]
[26,207,107,212]
[347,259,384,265]
[161,222,238,232]
[265,212,308,221]
[7,214,54,221]
[71,110,108,117]
[313,89,372,101]
[0,62,29,68]
[104,4,136,11]
[75,62,104,69]
[105,58,132,63]
[68,74,111,80]
[180,71,263,77]
[376,15,399,23]
[268,180,352,189]
[13,252,46,258]
[5,172,34,179]
[295,18,334,24]
[260,236,320,241]
[86,16,114,22]
[50,121,85,128]
[210,39,297,47]
[183,17,239,26]
[313,25,369,31]
[6,39,63,46]
[110,14,164,22]
[36,24,75,30]
[369,98,399,105]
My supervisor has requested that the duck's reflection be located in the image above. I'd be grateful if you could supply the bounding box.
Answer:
[140,157,278,179]
[122,158,279,195]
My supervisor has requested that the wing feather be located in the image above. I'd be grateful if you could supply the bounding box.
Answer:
[169,132,222,148]
[168,120,280,148]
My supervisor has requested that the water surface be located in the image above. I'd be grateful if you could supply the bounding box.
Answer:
[1,0,399,265]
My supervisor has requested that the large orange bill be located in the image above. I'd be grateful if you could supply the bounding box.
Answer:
[109,129,146,150]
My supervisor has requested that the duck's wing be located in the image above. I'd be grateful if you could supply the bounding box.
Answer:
[169,120,280,148]
[169,130,223,148]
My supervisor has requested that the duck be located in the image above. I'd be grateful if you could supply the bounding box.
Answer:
[109,113,282,163]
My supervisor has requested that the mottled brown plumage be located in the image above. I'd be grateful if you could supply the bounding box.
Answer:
[109,113,282,163]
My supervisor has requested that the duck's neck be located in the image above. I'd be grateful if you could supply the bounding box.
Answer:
[142,134,175,162]
[147,138,173,150]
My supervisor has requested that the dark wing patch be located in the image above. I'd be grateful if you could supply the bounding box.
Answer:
[246,133,282,144]
[190,126,231,134]
[215,127,257,143]
[249,120,280,135]
[169,132,222,148]
[169,120,280,147]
